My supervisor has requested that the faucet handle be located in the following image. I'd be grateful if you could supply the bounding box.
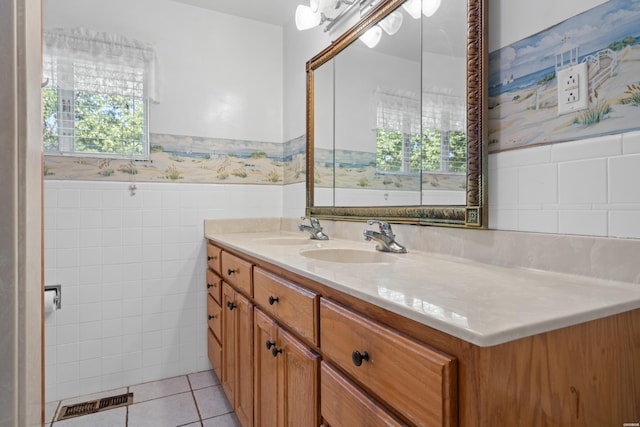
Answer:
[367,219,394,236]
[301,216,321,229]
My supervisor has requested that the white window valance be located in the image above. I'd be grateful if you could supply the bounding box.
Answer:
[374,87,466,134]
[43,27,159,102]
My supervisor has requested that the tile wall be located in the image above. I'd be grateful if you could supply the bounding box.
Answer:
[44,180,283,401]
[489,131,640,237]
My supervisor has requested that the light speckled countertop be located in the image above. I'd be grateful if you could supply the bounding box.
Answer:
[205,229,640,347]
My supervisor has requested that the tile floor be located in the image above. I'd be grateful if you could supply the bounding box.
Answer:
[45,370,241,427]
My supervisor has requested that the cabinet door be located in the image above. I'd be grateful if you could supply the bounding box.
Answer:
[221,283,236,407]
[321,362,406,427]
[278,328,319,427]
[254,309,279,427]
[235,291,254,427]
[207,328,222,381]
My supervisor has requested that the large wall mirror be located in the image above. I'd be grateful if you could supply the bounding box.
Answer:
[306,0,487,227]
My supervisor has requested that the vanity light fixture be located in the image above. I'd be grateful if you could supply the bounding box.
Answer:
[295,0,416,49]
[359,25,383,48]
[422,0,441,17]
[295,0,358,32]
[378,10,403,35]
[402,0,441,19]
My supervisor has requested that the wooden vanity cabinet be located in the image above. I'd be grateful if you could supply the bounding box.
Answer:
[222,282,254,427]
[206,238,640,426]
[254,309,319,427]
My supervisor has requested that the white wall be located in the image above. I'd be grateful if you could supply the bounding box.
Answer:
[44,0,283,143]
[43,0,285,401]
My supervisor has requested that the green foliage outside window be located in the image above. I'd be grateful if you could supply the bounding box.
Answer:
[43,88,146,157]
[376,128,467,174]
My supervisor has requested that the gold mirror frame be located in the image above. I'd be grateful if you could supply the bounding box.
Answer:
[305,0,487,227]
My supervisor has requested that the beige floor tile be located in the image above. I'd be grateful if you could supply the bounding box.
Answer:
[129,375,190,403]
[45,401,60,424]
[188,370,219,390]
[52,406,126,427]
[201,413,241,427]
[127,391,200,427]
[193,385,232,420]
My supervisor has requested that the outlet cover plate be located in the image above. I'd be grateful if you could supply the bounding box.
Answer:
[557,62,589,115]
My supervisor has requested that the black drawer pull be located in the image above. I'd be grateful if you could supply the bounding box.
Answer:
[207,283,215,289]
[207,255,217,261]
[226,301,237,310]
[227,268,237,276]
[265,340,276,350]
[268,296,279,305]
[271,347,283,357]
[208,314,216,320]
[352,350,369,367]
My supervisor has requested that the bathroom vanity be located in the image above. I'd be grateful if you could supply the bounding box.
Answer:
[204,223,640,427]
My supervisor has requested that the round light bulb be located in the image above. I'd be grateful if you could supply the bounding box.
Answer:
[295,5,322,30]
[402,0,421,19]
[422,0,441,17]
[359,25,382,48]
[379,11,403,35]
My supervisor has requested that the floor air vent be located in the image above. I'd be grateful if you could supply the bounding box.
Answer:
[57,392,134,421]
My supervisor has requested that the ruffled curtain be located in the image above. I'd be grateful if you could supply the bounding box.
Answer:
[374,87,466,133]
[42,27,159,102]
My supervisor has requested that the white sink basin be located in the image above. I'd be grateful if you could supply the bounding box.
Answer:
[299,248,396,264]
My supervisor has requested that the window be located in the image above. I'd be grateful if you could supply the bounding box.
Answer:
[374,88,467,175]
[42,28,158,159]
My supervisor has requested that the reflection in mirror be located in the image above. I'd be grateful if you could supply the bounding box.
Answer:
[306,0,486,227]
[313,59,335,207]
[334,12,421,206]
[420,0,468,206]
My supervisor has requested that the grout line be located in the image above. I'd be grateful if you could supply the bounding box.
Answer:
[125,386,129,427]
[186,374,205,423]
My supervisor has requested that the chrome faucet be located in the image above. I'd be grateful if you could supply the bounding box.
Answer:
[363,220,406,253]
[298,216,329,240]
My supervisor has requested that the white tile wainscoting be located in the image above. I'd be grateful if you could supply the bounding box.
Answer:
[44,180,283,401]
[489,131,640,237]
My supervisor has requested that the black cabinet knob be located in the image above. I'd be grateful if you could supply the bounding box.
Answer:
[271,347,283,357]
[207,255,217,261]
[265,340,276,350]
[226,301,236,310]
[207,283,214,289]
[268,296,279,305]
[208,315,216,320]
[351,350,369,367]
[227,268,237,276]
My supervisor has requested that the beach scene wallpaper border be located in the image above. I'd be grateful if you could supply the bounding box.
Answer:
[488,0,640,153]
[44,133,307,185]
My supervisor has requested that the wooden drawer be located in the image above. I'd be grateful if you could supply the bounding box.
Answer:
[206,268,222,304]
[207,243,222,275]
[320,298,457,427]
[321,361,406,427]
[221,251,253,296]
[207,295,222,340]
[207,327,222,380]
[254,268,319,346]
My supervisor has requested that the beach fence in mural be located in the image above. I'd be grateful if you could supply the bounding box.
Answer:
[488,0,640,153]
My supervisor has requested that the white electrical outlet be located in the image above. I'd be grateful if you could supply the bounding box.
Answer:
[557,62,589,115]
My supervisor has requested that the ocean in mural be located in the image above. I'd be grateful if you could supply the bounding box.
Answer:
[488,0,640,152]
